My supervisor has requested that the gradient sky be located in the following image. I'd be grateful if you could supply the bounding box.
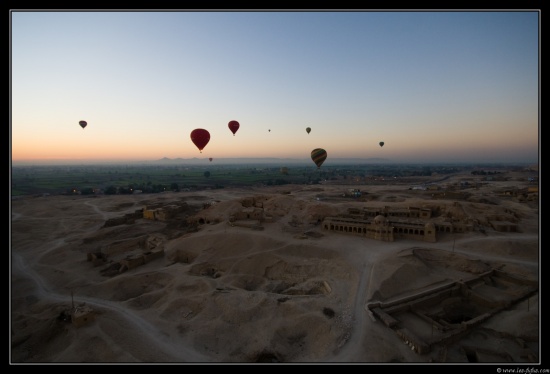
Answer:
[10,10,540,165]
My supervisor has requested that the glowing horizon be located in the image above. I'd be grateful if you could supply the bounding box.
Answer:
[11,11,539,165]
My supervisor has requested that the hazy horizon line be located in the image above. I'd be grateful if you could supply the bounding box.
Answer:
[10,156,539,168]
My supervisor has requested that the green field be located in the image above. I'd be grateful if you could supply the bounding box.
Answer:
[10,162,512,197]
[10,164,330,196]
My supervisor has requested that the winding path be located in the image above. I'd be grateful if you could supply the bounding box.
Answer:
[11,198,211,363]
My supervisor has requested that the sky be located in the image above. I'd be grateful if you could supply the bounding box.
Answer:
[10,10,540,165]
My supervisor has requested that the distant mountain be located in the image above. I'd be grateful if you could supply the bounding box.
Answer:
[11,157,391,167]
[12,157,536,167]
[152,157,392,165]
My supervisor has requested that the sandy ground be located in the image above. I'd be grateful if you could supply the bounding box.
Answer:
[10,173,540,365]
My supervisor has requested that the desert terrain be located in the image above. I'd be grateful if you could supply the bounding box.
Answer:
[10,170,540,364]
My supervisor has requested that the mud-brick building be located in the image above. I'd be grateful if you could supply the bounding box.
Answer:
[143,204,185,221]
[323,216,394,241]
[119,248,165,272]
[230,207,265,222]
[322,215,437,243]
[392,220,437,242]
[71,306,96,328]
[362,206,432,220]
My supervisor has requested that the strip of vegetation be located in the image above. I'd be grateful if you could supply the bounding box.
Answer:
[11,163,530,197]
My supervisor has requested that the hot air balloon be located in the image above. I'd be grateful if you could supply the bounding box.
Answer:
[228,120,240,136]
[379,141,384,147]
[209,157,213,162]
[306,127,311,134]
[79,120,87,129]
[311,148,327,169]
[280,167,289,175]
[190,129,210,153]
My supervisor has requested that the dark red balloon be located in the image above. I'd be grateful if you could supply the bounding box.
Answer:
[79,120,87,129]
[190,128,210,153]
[228,120,240,136]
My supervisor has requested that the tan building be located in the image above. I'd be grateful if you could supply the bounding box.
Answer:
[71,306,96,328]
[322,215,437,243]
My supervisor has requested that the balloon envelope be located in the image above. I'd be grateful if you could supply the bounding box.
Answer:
[379,141,384,147]
[209,157,213,162]
[228,120,240,136]
[190,129,210,153]
[311,148,327,169]
[306,127,311,134]
[79,120,87,129]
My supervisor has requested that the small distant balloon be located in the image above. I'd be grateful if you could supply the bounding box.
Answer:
[268,129,271,132]
[280,167,289,175]
[228,120,240,136]
[209,157,213,162]
[190,128,210,153]
[379,141,384,147]
[311,148,327,169]
[79,120,87,129]
[306,127,311,134]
